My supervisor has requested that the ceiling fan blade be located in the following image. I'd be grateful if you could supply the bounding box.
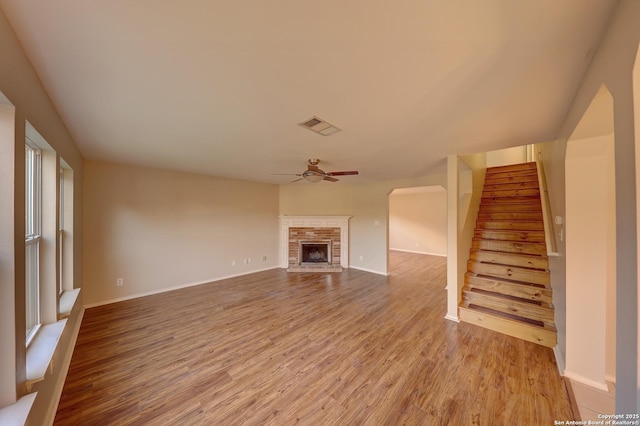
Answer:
[291,178,304,183]
[326,171,359,176]
[271,173,303,176]
[323,176,339,182]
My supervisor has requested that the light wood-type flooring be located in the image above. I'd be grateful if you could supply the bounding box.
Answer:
[55,251,573,425]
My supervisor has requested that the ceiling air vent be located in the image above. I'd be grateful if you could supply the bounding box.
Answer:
[299,116,341,136]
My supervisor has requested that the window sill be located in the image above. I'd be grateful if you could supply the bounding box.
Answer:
[0,392,37,426]
[58,288,80,319]
[25,319,67,391]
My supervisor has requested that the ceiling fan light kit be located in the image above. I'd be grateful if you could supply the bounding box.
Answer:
[302,171,324,183]
[274,158,359,183]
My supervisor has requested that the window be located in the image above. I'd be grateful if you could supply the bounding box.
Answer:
[58,167,63,296]
[58,162,74,301]
[25,139,41,342]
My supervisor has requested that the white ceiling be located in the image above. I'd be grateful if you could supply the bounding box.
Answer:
[0,1,618,184]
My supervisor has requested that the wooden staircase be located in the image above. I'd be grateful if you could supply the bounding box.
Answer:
[459,162,557,348]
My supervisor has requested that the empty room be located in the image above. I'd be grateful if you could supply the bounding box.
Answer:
[1,1,639,425]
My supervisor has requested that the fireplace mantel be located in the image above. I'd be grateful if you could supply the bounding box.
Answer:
[279,216,352,269]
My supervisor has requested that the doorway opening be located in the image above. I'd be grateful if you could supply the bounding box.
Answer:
[388,185,447,275]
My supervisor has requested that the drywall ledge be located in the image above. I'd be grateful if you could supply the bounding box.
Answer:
[25,320,67,391]
[0,392,37,426]
[58,288,80,319]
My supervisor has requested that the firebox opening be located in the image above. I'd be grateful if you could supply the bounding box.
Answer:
[300,241,331,265]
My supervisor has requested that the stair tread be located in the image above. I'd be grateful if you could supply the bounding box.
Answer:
[465,274,552,303]
[474,230,546,244]
[470,248,548,257]
[477,213,543,221]
[463,288,553,310]
[486,162,537,172]
[467,262,550,286]
[476,221,544,231]
[469,249,549,270]
[479,203,544,212]
[467,259,549,273]
[486,167,538,174]
[482,189,541,197]
[483,181,540,191]
[485,170,539,178]
[459,305,557,348]
[460,303,557,331]
[465,271,550,288]
[462,290,555,324]
[472,237,544,244]
[472,239,547,256]
[484,176,539,184]
[480,196,542,204]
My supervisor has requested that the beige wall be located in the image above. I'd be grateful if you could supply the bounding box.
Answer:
[565,134,615,389]
[0,5,84,424]
[546,0,640,412]
[389,188,447,256]
[280,174,447,275]
[446,153,487,321]
[83,160,280,306]
[486,145,527,168]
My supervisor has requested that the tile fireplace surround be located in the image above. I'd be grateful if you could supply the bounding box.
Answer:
[279,216,351,272]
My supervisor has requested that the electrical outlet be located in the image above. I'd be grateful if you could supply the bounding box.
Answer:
[232,260,236,266]
[116,278,124,287]
[359,255,364,261]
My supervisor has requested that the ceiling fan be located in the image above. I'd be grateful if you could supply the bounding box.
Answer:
[274,158,359,183]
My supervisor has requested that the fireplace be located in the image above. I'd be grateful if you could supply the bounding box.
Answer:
[279,216,351,272]
[300,241,331,265]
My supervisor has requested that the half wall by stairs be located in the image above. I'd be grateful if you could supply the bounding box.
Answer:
[459,162,557,348]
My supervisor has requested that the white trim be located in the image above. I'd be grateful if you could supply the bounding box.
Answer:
[84,267,280,308]
[348,266,388,276]
[553,345,565,376]
[563,370,609,392]
[0,393,37,426]
[389,248,447,257]
[605,374,616,384]
[444,314,460,323]
[45,308,84,426]
[25,320,67,392]
[58,288,80,318]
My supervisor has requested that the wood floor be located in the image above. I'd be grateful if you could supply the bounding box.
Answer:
[55,251,573,425]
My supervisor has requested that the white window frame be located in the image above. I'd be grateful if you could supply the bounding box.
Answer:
[25,139,42,344]
[58,167,64,296]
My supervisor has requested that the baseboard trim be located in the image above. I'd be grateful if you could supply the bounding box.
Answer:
[444,314,460,323]
[563,370,609,392]
[389,248,447,257]
[553,345,565,376]
[348,266,389,276]
[84,267,280,308]
[563,377,581,421]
